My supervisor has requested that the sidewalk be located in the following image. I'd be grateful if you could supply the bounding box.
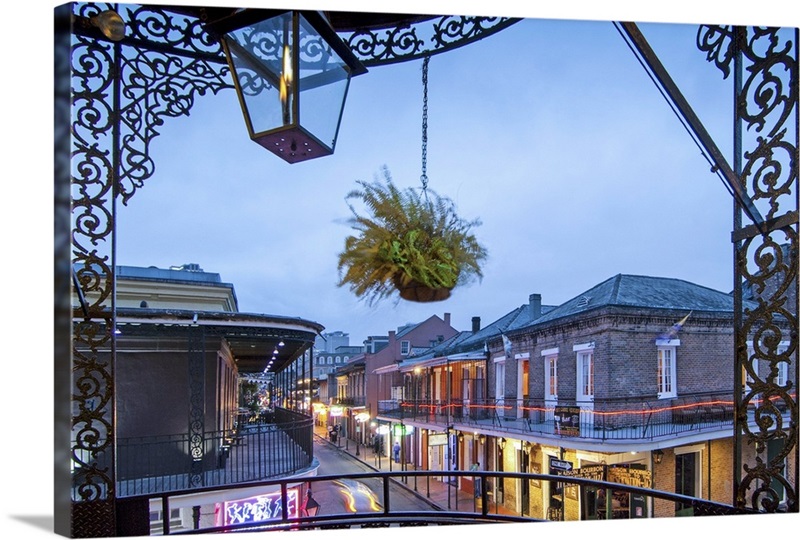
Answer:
[313,425,516,516]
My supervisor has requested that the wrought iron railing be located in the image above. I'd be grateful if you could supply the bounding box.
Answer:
[377,392,793,441]
[335,396,367,407]
[136,470,755,534]
[110,413,314,497]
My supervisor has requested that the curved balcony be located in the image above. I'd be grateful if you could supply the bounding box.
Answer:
[80,408,315,498]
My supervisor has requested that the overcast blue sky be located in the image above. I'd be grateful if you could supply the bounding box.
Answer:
[112,2,777,346]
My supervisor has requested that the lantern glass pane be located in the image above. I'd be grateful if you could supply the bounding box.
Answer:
[224,12,295,134]
[297,14,351,149]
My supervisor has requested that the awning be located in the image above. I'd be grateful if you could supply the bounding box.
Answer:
[373,350,487,374]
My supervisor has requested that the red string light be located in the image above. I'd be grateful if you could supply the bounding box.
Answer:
[397,392,795,417]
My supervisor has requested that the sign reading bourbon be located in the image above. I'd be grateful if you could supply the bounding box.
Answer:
[557,464,652,488]
[608,465,652,488]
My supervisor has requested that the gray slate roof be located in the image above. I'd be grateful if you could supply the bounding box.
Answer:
[404,302,557,363]
[400,274,752,366]
[526,274,742,328]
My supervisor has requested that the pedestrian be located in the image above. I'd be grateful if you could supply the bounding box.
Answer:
[471,462,481,498]
[393,441,401,463]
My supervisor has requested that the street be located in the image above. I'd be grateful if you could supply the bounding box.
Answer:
[308,435,440,517]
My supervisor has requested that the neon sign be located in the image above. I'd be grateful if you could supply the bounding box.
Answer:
[392,424,413,436]
[218,488,299,526]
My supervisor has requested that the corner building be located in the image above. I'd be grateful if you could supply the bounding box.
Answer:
[378,274,796,521]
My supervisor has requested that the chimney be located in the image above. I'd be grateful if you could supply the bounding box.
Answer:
[472,316,481,333]
[444,312,451,327]
[529,293,542,320]
[388,330,396,342]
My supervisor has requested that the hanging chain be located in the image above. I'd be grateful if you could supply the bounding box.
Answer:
[420,55,430,194]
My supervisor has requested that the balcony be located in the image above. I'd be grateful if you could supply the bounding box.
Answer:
[141,469,754,534]
[376,391,784,442]
[75,409,316,498]
[336,396,366,407]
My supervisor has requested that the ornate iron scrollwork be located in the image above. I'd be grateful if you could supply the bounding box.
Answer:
[698,25,798,513]
[62,2,799,533]
[68,3,233,536]
[188,324,206,488]
[343,15,521,66]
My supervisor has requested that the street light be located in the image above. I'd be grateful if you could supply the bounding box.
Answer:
[208,10,367,163]
[355,412,370,456]
[303,490,321,517]
[88,10,126,41]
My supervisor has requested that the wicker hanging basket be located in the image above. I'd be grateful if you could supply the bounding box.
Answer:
[393,273,452,302]
[337,168,487,306]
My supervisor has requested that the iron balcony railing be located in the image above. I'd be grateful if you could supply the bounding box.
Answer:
[138,470,755,534]
[378,391,791,441]
[335,396,367,407]
[109,409,314,497]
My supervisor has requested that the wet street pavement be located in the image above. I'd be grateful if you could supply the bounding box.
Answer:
[309,435,439,517]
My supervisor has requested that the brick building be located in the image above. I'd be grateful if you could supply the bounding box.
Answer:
[377,274,796,521]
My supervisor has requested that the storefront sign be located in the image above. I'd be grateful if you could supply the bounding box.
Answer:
[608,465,652,488]
[392,424,413,436]
[218,488,299,526]
[554,406,581,437]
[330,405,344,417]
[559,464,605,480]
[428,432,448,446]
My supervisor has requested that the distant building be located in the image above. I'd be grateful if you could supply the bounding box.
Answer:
[314,346,362,379]
[315,330,351,353]
[116,263,238,311]
[363,335,390,353]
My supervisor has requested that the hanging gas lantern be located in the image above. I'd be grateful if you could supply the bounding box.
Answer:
[209,10,367,163]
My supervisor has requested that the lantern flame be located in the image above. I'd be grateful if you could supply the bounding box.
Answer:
[280,44,293,123]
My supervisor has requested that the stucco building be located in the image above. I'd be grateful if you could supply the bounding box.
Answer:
[72,263,324,504]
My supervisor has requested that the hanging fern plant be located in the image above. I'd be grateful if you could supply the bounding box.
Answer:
[337,166,488,305]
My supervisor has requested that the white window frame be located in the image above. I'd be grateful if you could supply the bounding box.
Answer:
[400,340,411,356]
[494,356,506,413]
[777,361,788,387]
[542,347,559,402]
[573,342,595,402]
[656,339,679,399]
[777,341,790,387]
